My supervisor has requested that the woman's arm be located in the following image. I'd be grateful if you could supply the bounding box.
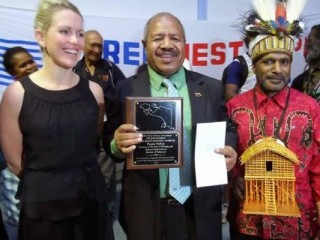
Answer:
[0,82,24,176]
[89,81,105,137]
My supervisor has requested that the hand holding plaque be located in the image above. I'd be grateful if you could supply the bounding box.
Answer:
[126,97,183,169]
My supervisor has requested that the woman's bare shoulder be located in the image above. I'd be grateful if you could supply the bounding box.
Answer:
[1,81,25,112]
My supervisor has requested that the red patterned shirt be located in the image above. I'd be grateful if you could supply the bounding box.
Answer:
[226,86,320,239]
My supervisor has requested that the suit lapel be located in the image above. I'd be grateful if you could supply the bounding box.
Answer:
[186,71,207,125]
[131,71,152,97]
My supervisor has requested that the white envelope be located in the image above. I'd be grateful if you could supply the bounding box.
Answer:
[195,122,227,187]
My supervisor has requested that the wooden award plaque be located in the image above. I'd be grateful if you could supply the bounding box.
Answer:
[125,97,183,169]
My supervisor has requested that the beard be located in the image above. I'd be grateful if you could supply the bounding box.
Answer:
[305,45,320,64]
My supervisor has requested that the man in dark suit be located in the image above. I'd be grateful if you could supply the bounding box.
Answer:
[105,12,237,240]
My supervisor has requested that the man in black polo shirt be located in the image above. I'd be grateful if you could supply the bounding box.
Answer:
[74,30,126,223]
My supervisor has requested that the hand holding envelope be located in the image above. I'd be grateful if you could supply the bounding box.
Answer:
[195,122,236,188]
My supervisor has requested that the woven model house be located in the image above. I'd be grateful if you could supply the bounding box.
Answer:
[240,137,301,216]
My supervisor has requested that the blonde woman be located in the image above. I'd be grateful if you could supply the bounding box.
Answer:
[0,0,109,239]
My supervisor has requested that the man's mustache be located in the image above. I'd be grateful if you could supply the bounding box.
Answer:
[266,75,286,81]
[156,50,178,57]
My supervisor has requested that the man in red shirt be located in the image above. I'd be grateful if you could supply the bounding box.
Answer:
[226,1,320,239]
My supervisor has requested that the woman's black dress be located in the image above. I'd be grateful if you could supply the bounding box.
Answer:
[17,76,108,240]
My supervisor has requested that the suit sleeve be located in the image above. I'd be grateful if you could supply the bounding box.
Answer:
[102,79,129,162]
[291,71,307,91]
[213,78,238,149]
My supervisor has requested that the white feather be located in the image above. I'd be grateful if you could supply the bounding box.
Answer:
[252,0,276,21]
[286,0,307,22]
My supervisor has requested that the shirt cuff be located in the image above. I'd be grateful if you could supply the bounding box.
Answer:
[110,138,126,159]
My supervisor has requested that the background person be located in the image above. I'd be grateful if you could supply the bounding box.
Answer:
[2,46,38,81]
[105,12,238,240]
[223,30,257,101]
[0,0,110,239]
[0,46,38,240]
[74,30,126,223]
[291,24,320,102]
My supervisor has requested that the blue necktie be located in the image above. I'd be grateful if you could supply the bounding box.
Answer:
[163,79,192,204]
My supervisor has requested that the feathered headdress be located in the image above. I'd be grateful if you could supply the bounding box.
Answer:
[246,0,307,61]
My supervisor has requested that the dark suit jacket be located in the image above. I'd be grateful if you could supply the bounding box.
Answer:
[291,70,308,92]
[106,69,237,240]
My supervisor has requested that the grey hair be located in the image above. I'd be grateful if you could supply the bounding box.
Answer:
[143,12,186,42]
